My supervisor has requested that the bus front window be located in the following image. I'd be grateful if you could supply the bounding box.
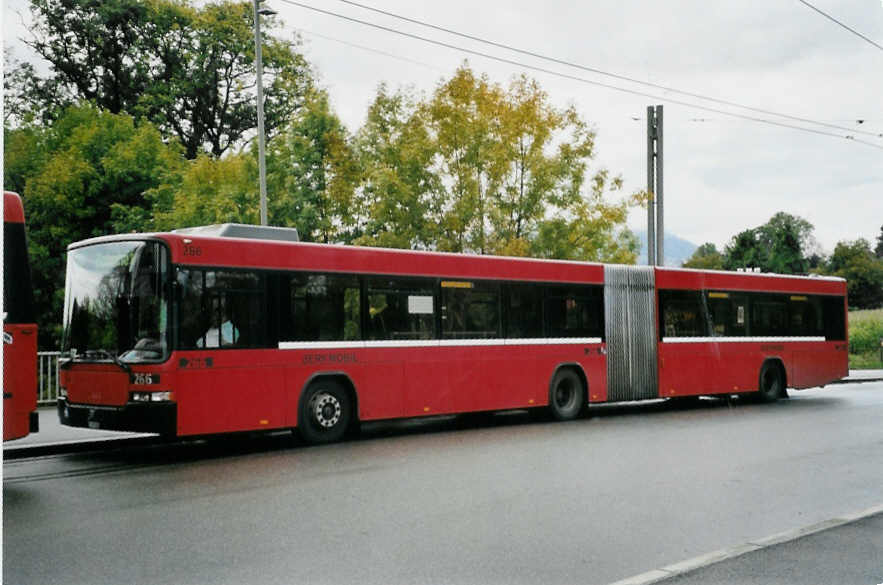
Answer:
[62,241,170,363]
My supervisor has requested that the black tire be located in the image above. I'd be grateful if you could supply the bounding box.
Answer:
[548,369,585,421]
[298,379,353,444]
[757,362,786,403]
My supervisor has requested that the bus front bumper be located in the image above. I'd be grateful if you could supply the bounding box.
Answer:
[57,399,176,437]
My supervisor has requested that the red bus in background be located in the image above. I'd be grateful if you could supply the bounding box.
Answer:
[4,192,39,441]
[57,225,847,444]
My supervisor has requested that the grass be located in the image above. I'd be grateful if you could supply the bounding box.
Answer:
[849,309,883,370]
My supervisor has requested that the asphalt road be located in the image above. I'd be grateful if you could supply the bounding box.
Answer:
[4,382,883,585]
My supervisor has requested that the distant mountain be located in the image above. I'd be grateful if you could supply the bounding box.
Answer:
[633,230,698,267]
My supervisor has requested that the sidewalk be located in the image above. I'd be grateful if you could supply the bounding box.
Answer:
[837,368,883,382]
[4,405,155,453]
[5,370,881,452]
[640,508,883,585]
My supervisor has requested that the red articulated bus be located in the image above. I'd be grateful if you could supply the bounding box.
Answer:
[4,192,39,441]
[57,224,848,443]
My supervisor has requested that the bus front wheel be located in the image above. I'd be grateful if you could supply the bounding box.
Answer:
[548,369,585,421]
[298,380,352,444]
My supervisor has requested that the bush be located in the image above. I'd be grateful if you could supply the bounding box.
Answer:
[849,309,883,355]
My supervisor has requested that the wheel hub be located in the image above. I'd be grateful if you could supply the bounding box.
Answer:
[556,383,574,407]
[312,392,342,428]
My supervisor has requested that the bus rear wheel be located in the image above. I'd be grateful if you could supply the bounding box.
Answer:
[548,369,585,421]
[756,362,787,403]
[298,380,352,444]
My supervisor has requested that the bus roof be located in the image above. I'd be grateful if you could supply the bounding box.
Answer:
[68,231,607,284]
[656,265,845,295]
[67,230,845,293]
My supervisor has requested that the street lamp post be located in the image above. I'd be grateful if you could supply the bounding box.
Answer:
[253,0,275,226]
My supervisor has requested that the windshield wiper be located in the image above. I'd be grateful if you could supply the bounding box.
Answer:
[84,349,133,376]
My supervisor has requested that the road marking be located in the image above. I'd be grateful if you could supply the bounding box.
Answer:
[605,503,883,585]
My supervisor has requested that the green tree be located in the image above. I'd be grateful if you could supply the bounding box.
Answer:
[488,75,635,261]
[422,66,503,253]
[528,199,639,262]
[3,49,64,127]
[3,125,47,195]
[723,212,816,274]
[824,239,883,309]
[17,0,314,158]
[352,84,439,249]
[724,229,768,271]
[875,225,883,258]
[683,242,725,269]
[153,91,361,241]
[149,153,258,231]
[373,65,639,261]
[265,90,360,243]
[4,105,182,347]
[758,212,816,274]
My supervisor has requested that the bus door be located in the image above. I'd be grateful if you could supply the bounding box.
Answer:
[174,268,284,435]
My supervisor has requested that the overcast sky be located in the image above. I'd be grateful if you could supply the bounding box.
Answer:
[4,0,882,254]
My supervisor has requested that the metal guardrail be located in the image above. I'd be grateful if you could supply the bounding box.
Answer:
[37,351,60,405]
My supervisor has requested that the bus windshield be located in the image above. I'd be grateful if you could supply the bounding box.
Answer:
[62,241,170,363]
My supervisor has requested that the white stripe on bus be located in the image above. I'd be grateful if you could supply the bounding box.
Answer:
[661,336,825,343]
[278,338,603,350]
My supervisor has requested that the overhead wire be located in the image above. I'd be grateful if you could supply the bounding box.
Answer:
[294,27,445,72]
[333,0,882,139]
[275,0,883,150]
[795,0,883,53]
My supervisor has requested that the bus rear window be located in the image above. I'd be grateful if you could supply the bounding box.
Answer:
[822,296,846,341]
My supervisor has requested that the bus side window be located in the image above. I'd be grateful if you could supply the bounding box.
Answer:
[788,295,822,337]
[441,281,500,340]
[366,277,435,341]
[659,290,708,338]
[751,295,787,337]
[177,268,206,349]
[706,293,747,337]
[176,269,268,349]
[506,284,542,338]
[290,273,360,342]
[544,285,603,338]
